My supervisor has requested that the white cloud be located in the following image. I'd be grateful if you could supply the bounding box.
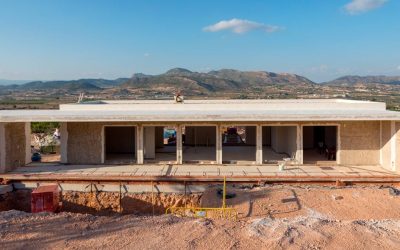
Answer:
[397,65,400,70]
[144,53,150,57]
[203,18,281,34]
[344,0,388,15]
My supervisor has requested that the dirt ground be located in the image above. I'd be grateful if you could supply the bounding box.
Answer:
[1,185,400,249]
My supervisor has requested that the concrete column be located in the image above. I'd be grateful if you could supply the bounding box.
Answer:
[381,121,397,171]
[256,125,263,165]
[24,122,31,165]
[336,124,341,165]
[0,123,6,173]
[296,125,303,164]
[390,121,397,171]
[60,122,68,163]
[216,125,222,164]
[136,125,144,164]
[176,125,183,164]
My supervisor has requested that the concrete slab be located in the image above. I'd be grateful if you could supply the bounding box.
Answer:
[2,162,399,182]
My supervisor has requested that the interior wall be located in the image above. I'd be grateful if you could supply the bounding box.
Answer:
[271,126,297,157]
[303,126,314,149]
[105,127,135,154]
[324,126,337,148]
[262,126,271,146]
[185,126,216,146]
[245,126,256,145]
[144,127,155,159]
[155,127,164,148]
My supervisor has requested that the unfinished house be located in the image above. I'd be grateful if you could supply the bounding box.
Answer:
[0,99,400,190]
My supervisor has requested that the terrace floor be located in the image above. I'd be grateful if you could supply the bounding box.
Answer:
[1,162,399,183]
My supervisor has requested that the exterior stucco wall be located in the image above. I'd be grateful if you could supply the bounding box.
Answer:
[4,123,27,172]
[64,121,386,166]
[67,122,104,164]
[339,121,380,165]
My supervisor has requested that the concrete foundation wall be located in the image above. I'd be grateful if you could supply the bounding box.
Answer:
[339,121,380,165]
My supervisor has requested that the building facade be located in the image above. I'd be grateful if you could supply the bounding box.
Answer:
[0,99,399,174]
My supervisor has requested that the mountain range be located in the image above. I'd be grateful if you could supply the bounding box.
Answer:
[1,68,400,93]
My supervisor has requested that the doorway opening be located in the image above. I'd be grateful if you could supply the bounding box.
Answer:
[144,126,177,163]
[222,126,256,164]
[104,126,136,163]
[183,126,216,163]
[262,126,297,164]
[303,126,337,164]
[30,122,61,163]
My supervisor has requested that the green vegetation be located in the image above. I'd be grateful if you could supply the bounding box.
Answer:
[31,122,60,134]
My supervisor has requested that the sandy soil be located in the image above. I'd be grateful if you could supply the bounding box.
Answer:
[1,185,400,249]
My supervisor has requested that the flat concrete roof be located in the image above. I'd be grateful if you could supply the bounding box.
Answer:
[1,99,400,122]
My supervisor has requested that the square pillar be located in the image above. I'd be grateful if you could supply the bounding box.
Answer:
[24,122,31,165]
[136,125,144,164]
[60,122,68,163]
[256,125,263,165]
[296,125,303,164]
[216,125,222,164]
[390,121,397,171]
[176,125,183,164]
[381,121,397,171]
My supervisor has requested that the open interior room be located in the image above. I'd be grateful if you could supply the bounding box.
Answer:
[104,126,136,164]
[303,125,337,164]
[262,126,297,164]
[182,126,216,163]
[222,126,256,164]
[144,126,177,163]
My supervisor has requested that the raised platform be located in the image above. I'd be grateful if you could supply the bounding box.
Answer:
[1,163,399,184]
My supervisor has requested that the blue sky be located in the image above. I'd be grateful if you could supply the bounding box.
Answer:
[0,0,399,82]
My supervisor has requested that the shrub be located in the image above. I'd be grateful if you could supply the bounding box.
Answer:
[31,122,60,134]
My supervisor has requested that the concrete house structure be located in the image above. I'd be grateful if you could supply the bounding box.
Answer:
[1,99,400,187]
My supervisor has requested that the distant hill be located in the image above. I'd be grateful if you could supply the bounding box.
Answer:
[324,75,400,86]
[121,68,316,94]
[3,70,400,98]
[10,78,129,91]
[0,79,31,85]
